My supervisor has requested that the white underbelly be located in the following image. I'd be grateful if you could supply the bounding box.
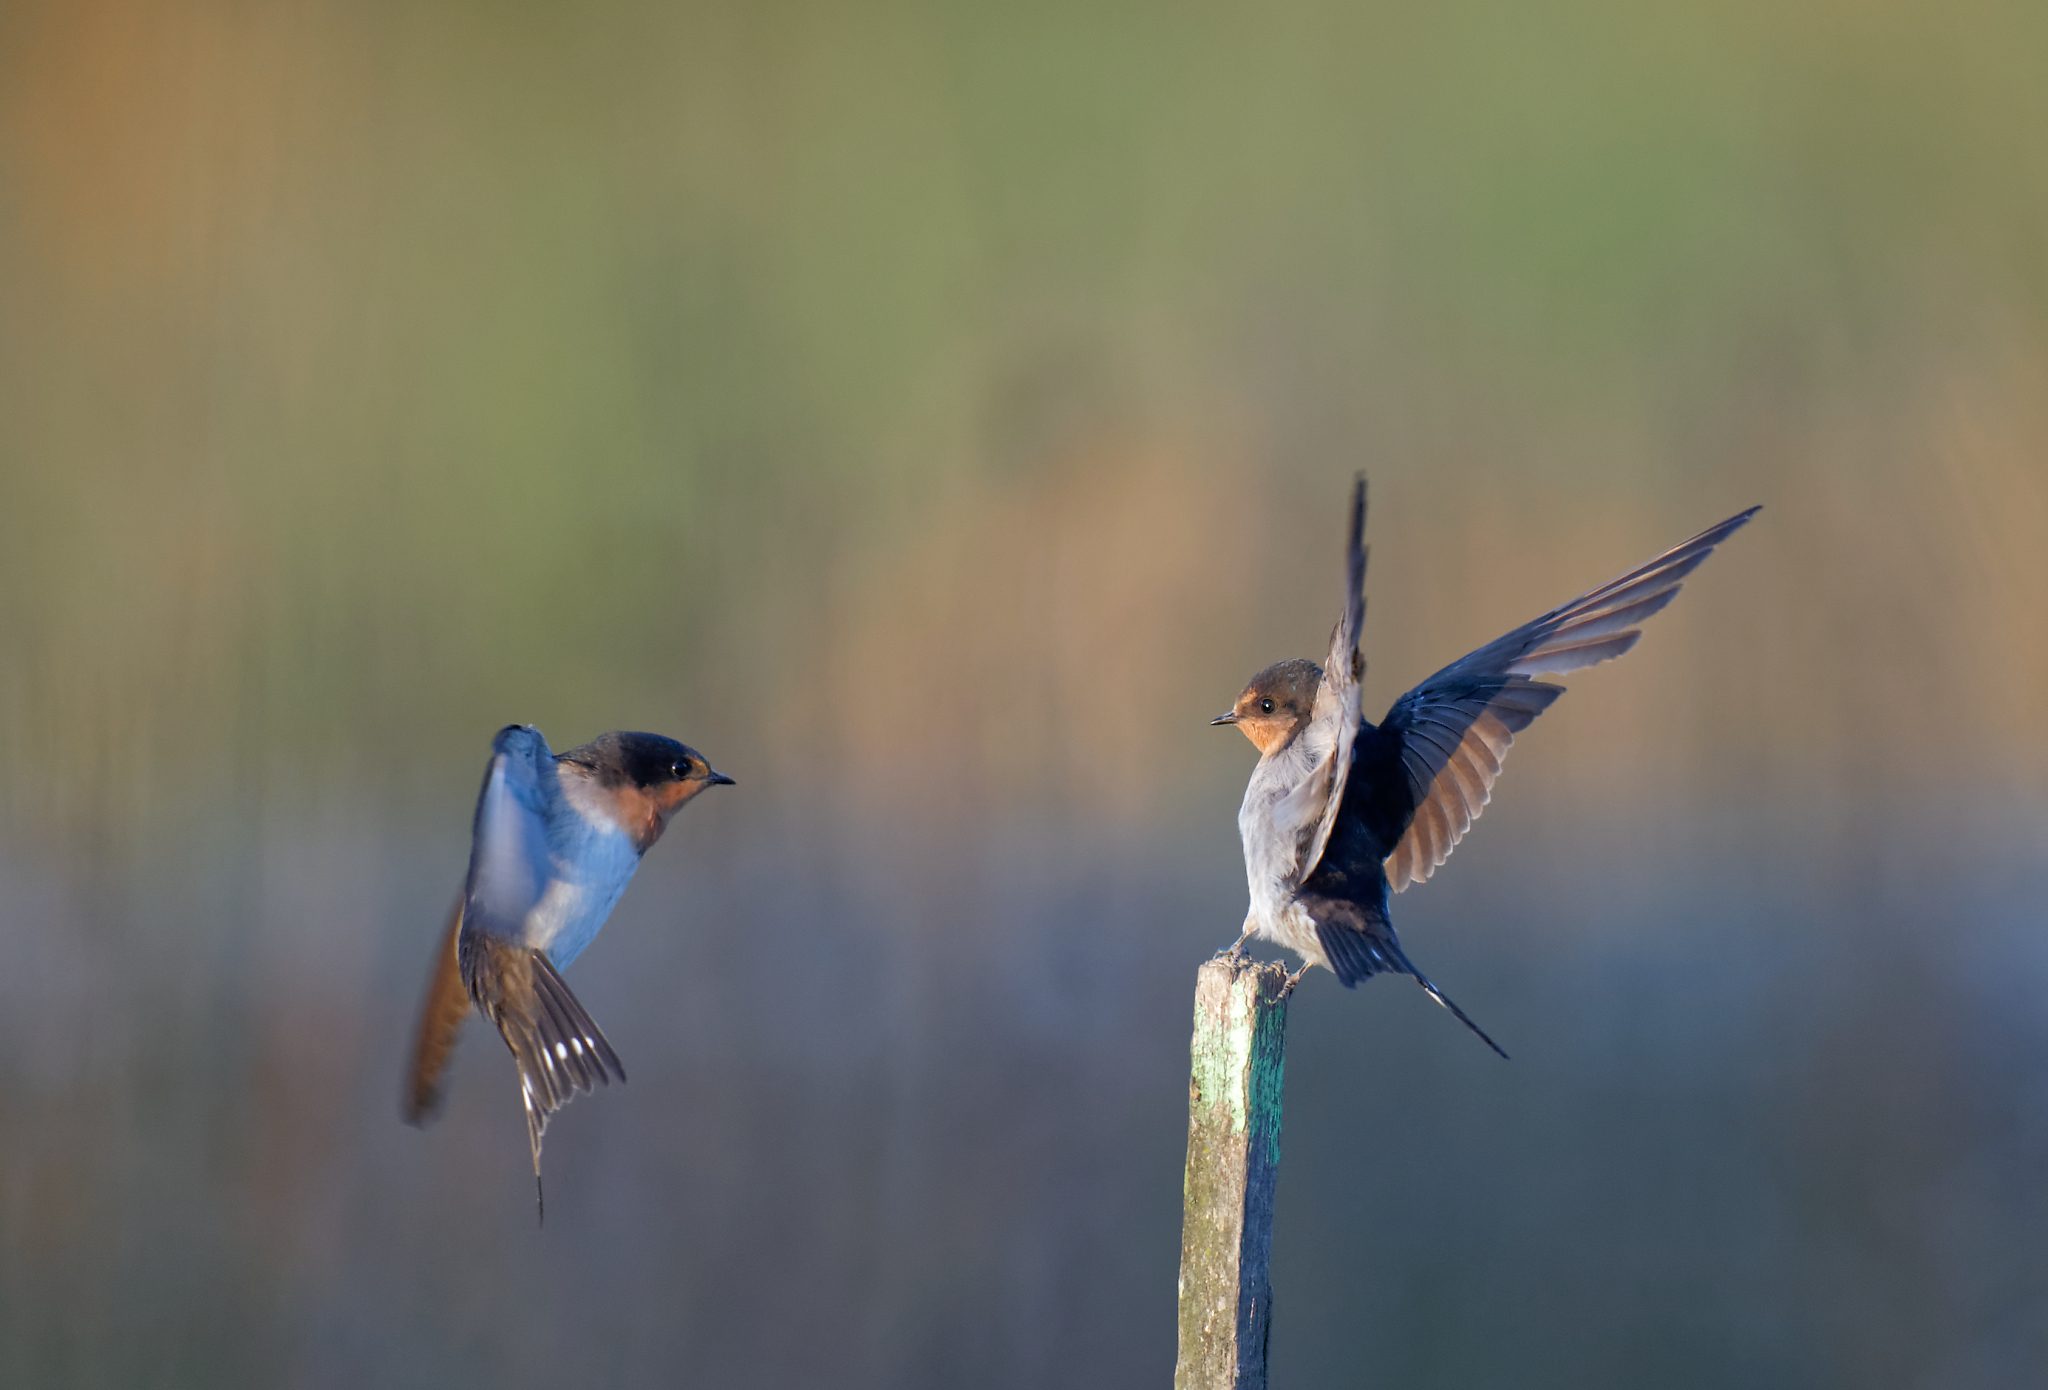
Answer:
[523,815,641,966]
[1238,740,1330,964]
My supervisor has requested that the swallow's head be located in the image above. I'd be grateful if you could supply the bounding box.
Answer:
[1211,659,1321,756]
[559,730,734,847]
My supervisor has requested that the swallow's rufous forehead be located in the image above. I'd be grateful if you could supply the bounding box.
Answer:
[1216,657,1323,757]
[1236,658,1321,715]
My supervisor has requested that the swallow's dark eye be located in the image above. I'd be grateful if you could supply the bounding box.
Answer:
[670,761,686,779]
[1259,698,1276,714]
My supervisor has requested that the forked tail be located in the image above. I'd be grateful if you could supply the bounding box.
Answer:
[458,932,626,1221]
[1405,966,1509,1060]
[1310,900,1510,1060]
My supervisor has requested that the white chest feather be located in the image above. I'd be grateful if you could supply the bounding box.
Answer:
[524,796,644,967]
[1237,725,1335,935]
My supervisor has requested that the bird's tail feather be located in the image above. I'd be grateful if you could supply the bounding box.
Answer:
[1311,905,1510,1059]
[458,932,626,1221]
[1405,966,1510,1060]
[1313,911,1406,987]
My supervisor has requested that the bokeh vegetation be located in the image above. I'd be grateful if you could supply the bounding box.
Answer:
[2,2,2045,1386]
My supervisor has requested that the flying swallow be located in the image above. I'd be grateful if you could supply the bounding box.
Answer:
[1213,478,1757,1055]
[403,725,733,1216]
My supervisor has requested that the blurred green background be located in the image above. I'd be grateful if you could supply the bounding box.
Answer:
[3,2,2046,1386]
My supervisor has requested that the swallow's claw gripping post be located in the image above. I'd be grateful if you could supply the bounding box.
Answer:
[1278,963,1313,999]
[1216,921,1257,962]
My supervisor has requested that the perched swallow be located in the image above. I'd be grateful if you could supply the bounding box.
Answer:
[403,725,733,1216]
[1214,478,1756,1055]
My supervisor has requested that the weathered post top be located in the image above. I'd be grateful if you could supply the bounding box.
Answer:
[1175,957,1291,1390]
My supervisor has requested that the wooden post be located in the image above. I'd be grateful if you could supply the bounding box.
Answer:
[1175,958,1291,1390]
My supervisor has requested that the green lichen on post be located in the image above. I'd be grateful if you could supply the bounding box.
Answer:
[1176,957,1290,1390]
[1188,971,1263,1131]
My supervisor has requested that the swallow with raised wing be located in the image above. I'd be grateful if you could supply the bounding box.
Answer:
[403,725,733,1215]
[1213,478,1756,1056]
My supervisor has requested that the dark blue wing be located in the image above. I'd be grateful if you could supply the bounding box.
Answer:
[1295,476,1369,878]
[1375,505,1759,891]
[462,724,559,940]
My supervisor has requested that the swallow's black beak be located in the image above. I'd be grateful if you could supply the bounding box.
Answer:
[1209,711,1239,727]
[706,769,737,787]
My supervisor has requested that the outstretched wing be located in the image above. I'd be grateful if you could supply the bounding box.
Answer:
[1293,476,1369,876]
[462,725,558,943]
[401,894,470,1125]
[1379,505,1759,892]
